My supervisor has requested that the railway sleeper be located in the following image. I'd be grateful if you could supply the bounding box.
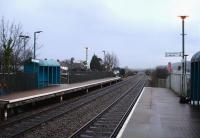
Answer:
[93,122,116,128]
[89,127,114,132]
[99,117,121,121]
[92,124,117,130]
[108,109,125,113]
[83,130,112,137]
[80,134,94,138]
[91,124,116,130]
[107,108,127,112]
[103,114,123,117]
[92,124,118,130]
[97,120,119,124]
[102,116,123,120]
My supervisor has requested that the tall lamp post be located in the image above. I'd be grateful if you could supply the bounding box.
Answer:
[178,16,188,102]
[184,54,188,74]
[85,47,88,69]
[102,50,106,63]
[19,35,30,61]
[34,31,42,59]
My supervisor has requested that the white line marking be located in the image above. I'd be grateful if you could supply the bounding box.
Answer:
[116,87,146,138]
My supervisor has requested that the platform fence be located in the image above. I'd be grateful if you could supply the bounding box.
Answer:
[0,71,115,95]
[0,73,36,95]
[61,71,115,84]
[166,73,190,96]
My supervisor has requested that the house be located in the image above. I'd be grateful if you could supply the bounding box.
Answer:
[60,60,86,72]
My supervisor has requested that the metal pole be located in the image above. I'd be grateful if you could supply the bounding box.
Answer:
[23,39,26,60]
[68,69,70,84]
[102,50,105,63]
[185,55,188,74]
[34,32,36,59]
[33,31,42,59]
[182,18,185,96]
[19,35,30,62]
[184,54,188,96]
[179,16,188,102]
[85,47,88,68]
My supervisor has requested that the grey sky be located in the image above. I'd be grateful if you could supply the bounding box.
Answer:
[1,0,200,68]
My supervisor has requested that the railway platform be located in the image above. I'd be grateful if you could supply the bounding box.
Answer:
[117,87,200,138]
[0,77,121,120]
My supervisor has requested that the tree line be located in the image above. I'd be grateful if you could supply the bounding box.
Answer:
[90,52,119,72]
[0,17,33,76]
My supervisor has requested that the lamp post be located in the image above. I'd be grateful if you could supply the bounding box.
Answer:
[102,50,106,63]
[178,16,188,102]
[33,31,42,59]
[184,54,188,74]
[19,35,30,61]
[85,47,88,69]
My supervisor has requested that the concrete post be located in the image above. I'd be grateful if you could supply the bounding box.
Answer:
[60,95,63,102]
[4,108,7,121]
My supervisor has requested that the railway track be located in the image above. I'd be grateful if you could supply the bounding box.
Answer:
[69,76,146,138]
[0,76,140,138]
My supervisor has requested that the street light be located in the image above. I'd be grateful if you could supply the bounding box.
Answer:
[184,54,188,74]
[85,47,88,68]
[33,31,42,59]
[19,35,30,60]
[178,15,188,102]
[102,50,106,63]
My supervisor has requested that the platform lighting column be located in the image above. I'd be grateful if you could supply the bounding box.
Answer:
[102,50,106,63]
[184,54,188,94]
[184,55,188,75]
[19,35,30,61]
[85,47,88,69]
[178,16,188,101]
[33,31,42,59]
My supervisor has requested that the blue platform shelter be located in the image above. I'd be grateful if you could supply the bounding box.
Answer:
[24,59,61,88]
[191,51,200,103]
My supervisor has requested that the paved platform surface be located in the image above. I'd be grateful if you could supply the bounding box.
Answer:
[117,87,200,138]
[0,77,120,104]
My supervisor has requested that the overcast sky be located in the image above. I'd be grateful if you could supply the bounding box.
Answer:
[1,0,200,69]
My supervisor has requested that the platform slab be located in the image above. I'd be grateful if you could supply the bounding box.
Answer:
[0,77,120,107]
[117,87,200,138]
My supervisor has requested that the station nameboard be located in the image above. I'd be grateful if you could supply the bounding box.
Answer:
[165,52,182,57]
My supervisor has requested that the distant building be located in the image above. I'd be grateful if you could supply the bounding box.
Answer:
[60,59,87,73]
[113,67,120,76]
[171,61,191,73]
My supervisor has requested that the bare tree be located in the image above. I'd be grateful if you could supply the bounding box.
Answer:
[0,17,32,73]
[104,52,119,71]
[0,45,3,72]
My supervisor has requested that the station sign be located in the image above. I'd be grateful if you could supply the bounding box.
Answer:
[31,59,39,63]
[165,52,182,57]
